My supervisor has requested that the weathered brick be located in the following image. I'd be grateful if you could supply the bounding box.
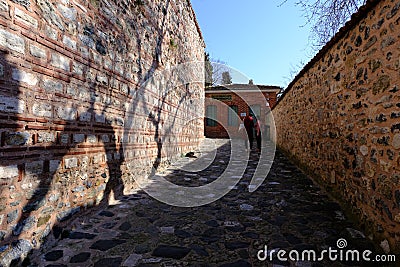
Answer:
[0,29,25,54]
[12,68,38,86]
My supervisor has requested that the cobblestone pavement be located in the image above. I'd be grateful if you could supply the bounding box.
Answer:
[27,139,388,267]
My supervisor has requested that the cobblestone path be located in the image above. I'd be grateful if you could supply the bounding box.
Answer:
[27,139,384,267]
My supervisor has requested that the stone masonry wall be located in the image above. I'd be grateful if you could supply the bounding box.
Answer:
[273,0,400,252]
[0,0,204,258]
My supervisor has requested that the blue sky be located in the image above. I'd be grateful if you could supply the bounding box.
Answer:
[191,0,316,88]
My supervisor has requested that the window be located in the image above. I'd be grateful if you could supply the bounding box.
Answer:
[228,105,238,126]
[206,105,217,126]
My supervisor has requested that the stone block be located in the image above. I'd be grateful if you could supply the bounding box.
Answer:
[43,79,63,93]
[64,157,78,169]
[0,1,9,12]
[57,106,76,120]
[0,96,24,113]
[63,35,76,50]
[73,133,85,143]
[393,134,400,149]
[37,132,55,143]
[0,29,25,54]
[57,4,77,21]
[0,165,19,178]
[49,160,60,173]
[79,111,92,122]
[7,209,18,223]
[51,53,70,71]
[95,113,106,123]
[44,25,58,40]
[32,103,52,118]
[87,135,97,143]
[60,134,69,144]
[4,132,30,146]
[25,160,44,175]
[12,68,38,86]
[14,7,38,28]
[72,62,84,75]
[30,45,47,59]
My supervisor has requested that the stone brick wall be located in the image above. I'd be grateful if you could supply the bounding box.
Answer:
[273,0,400,252]
[0,0,204,257]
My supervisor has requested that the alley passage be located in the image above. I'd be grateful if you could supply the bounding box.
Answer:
[28,139,380,267]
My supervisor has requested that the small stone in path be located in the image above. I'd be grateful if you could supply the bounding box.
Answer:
[122,253,142,267]
[119,222,132,231]
[90,240,126,251]
[44,250,63,261]
[93,257,122,267]
[98,211,115,217]
[152,245,191,259]
[70,252,91,263]
[68,231,97,240]
[218,259,251,267]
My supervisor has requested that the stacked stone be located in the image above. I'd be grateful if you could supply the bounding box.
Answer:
[273,0,400,253]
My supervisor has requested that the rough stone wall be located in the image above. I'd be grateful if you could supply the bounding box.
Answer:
[273,0,400,252]
[0,0,204,257]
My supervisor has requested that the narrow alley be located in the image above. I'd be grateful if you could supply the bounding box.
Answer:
[26,139,382,267]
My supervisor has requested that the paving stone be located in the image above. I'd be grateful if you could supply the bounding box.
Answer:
[93,257,123,267]
[44,250,63,261]
[90,240,126,251]
[70,252,91,263]
[68,231,97,240]
[152,245,191,259]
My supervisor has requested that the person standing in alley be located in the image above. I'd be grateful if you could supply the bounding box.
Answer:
[243,114,254,150]
[255,119,262,152]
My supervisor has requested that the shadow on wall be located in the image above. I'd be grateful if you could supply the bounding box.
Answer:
[0,0,201,265]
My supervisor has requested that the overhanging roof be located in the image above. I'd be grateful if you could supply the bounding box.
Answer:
[205,84,282,94]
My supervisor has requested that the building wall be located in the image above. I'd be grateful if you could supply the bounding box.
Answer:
[205,91,277,138]
[273,0,400,252]
[0,0,204,255]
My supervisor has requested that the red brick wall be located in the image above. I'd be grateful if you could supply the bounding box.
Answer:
[205,91,276,138]
[0,0,204,251]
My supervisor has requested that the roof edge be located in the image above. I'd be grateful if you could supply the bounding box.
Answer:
[274,0,381,108]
